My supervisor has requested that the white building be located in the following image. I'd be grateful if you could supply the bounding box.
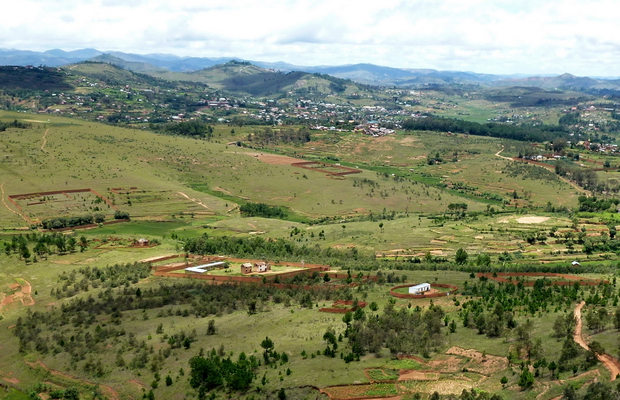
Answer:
[409,283,431,294]
[185,261,227,274]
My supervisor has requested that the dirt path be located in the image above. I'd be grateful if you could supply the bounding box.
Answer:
[0,182,30,224]
[40,128,56,160]
[40,128,49,153]
[495,146,513,161]
[177,191,212,210]
[574,301,620,380]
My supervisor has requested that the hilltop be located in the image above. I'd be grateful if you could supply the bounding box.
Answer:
[3,47,620,89]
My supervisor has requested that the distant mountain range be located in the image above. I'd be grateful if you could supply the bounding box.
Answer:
[1,48,620,89]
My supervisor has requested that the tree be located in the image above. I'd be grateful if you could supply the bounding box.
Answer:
[342,311,353,327]
[189,356,223,397]
[500,376,508,387]
[562,385,578,400]
[207,319,216,335]
[589,341,605,356]
[475,253,491,267]
[67,236,77,253]
[63,387,80,400]
[548,361,557,378]
[518,369,534,390]
[559,337,581,363]
[260,337,274,352]
[455,248,468,265]
[20,245,31,262]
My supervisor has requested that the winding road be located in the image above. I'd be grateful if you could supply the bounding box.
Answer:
[574,301,620,380]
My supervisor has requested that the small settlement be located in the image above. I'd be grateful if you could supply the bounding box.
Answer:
[240,262,271,274]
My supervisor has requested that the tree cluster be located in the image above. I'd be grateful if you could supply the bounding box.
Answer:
[578,196,620,212]
[555,161,598,190]
[189,348,259,398]
[0,118,31,131]
[151,120,213,139]
[239,202,287,219]
[347,302,446,358]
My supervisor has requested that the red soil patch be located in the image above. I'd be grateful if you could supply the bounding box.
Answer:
[1,295,14,306]
[398,370,439,381]
[427,356,464,373]
[320,300,367,314]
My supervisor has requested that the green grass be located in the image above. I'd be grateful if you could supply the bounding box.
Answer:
[82,221,191,238]
[0,389,30,400]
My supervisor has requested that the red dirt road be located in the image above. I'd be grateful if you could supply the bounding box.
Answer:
[574,301,620,380]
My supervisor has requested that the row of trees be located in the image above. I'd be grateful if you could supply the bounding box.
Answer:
[39,210,129,230]
[41,214,105,230]
[402,116,569,143]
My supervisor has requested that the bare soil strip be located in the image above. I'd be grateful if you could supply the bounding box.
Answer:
[574,301,620,380]
[177,191,213,210]
[41,128,49,152]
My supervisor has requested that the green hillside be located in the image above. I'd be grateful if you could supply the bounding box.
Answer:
[0,66,72,91]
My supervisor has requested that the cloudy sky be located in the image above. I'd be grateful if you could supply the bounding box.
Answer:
[2,0,619,76]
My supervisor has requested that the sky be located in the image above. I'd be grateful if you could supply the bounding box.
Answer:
[2,0,619,76]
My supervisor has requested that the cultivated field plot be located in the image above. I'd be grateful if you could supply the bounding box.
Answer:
[8,188,115,224]
[292,161,362,176]
[105,187,217,217]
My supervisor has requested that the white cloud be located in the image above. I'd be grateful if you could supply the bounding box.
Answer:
[0,0,619,75]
